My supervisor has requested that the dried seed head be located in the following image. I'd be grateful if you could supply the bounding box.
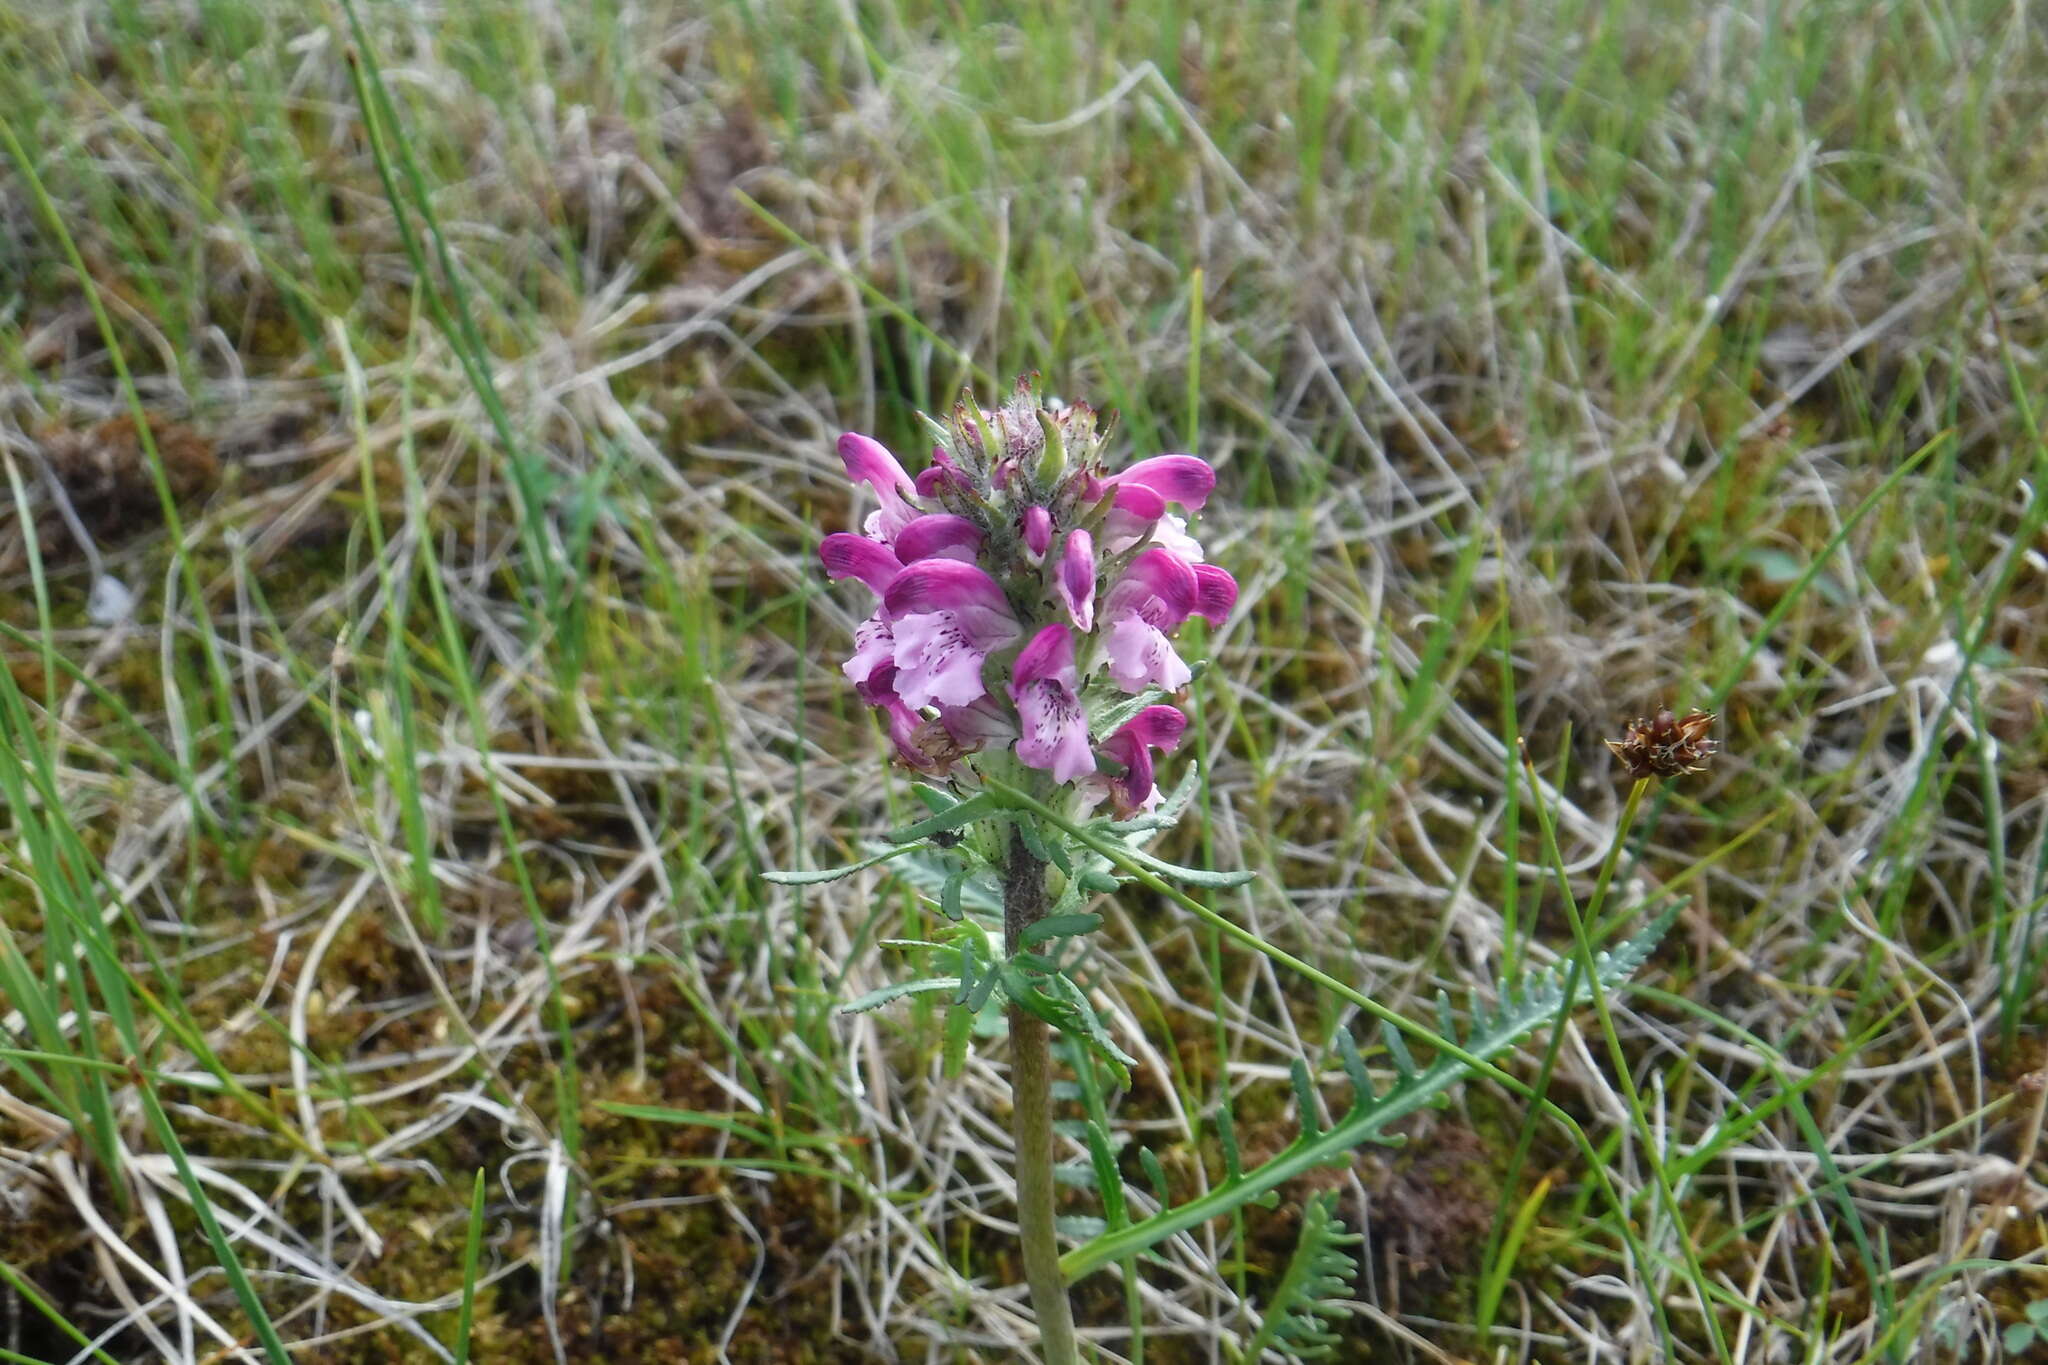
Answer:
[1607,709,1719,780]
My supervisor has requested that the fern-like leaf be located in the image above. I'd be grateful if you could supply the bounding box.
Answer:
[1237,1192,1360,1362]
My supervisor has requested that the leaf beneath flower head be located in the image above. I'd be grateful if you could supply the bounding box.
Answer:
[839,977,962,1014]
[885,792,1001,843]
[1003,966,1136,1088]
[1121,844,1257,888]
[1087,684,1169,739]
[763,844,917,884]
[1020,913,1104,948]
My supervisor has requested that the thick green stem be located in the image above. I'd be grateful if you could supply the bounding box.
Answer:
[1004,833,1080,1363]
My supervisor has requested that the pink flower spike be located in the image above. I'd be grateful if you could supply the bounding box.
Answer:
[820,534,904,597]
[838,432,917,497]
[884,558,1012,619]
[1022,505,1054,558]
[1191,563,1237,627]
[1106,455,1215,512]
[893,514,984,563]
[1056,529,1096,631]
[1009,625,1094,783]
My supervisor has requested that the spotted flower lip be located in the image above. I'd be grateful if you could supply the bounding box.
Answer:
[1009,625,1094,783]
[884,560,1021,709]
[818,379,1231,795]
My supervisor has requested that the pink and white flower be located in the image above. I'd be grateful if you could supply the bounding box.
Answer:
[884,559,1021,709]
[1009,625,1094,783]
[1094,705,1188,814]
[839,433,922,542]
[1100,547,1201,693]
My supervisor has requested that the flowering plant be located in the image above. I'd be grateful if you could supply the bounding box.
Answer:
[782,378,1237,1357]
[775,380,1684,1361]
[821,376,1235,815]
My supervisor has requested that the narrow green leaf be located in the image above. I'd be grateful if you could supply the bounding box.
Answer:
[1122,844,1257,887]
[1336,1028,1374,1102]
[1290,1058,1322,1138]
[1086,1121,1129,1228]
[763,843,914,885]
[886,792,1000,843]
[453,1169,486,1365]
[1140,1147,1170,1202]
[838,977,962,1014]
[1020,913,1104,948]
[1216,1105,1243,1180]
[1381,1020,1416,1077]
[943,1001,973,1077]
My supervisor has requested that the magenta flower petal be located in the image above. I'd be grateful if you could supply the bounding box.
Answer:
[893,514,985,563]
[1110,481,1167,520]
[1117,704,1187,754]
[884,558,1013,620]
[838,432,917,497]
[892,612,1009,708]
[1105,615,1192,693]
[1106,455,1214,512]
[1022,505,1053,558]
[916,446,968,498]
[1104,547,1199,629]
[820,533,904,597]
[843,615,896,690]
[1013,685,1095,782]
[1191,563,1237,627]
[1012,623,1079,690]
[1055,529,1096,631]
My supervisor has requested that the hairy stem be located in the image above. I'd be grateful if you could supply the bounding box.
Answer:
[1004,831,1079,1363]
